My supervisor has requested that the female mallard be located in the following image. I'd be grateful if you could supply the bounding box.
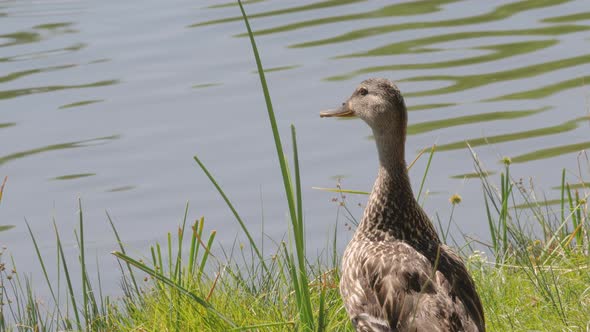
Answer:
[321,78,485,332]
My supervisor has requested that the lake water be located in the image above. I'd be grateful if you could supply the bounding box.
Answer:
[1,0,589,294]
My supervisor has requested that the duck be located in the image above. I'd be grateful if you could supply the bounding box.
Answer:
[320,78,485,332]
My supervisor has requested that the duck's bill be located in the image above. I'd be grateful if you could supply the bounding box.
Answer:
[319,105,355,118]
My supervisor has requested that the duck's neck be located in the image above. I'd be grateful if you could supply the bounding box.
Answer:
[356,131,439,249]
[374,129,405,169]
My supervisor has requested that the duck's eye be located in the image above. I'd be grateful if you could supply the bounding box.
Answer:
[359,87,368,96]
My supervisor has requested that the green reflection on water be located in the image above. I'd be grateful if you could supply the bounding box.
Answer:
[253,65,300,74]
[107,185,136,193]
[207,0,267,9]
[0,43,86,63]
[0,64,76,84]
[0,32,40,48]
[0,135,119,167]
[192,83,222,89]
[543,12,590,23]
[88,58,110,64]
[59,100,104,109]
[33,22,73,30]
[190,0,365,28]
[552,182,590,190]
[339,25,587,58]
[51,173,96,181]
[511,141,590,163]
[435,116,587,152]
[0,80,118,101]
[488,75,590,101]
[451,171,496,179]
[403,54,590,97]
[291,0,571,48]
[408,103,455,112]
[235,0,457,37]
[0,22,76,48]
[0,225,15,232]
[327,40,557,81]
[513,199,561,209]
[0,123,16,129]
[407,108,547,135]
[368,107,548,140]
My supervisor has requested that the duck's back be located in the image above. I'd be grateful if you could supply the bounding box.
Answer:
[340,238,483,332]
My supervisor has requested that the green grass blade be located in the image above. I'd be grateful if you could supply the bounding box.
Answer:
[292,125,304,252]
[168,232,173,278]
[157,243,164,276]
[77,199,89,329]
[317,277,327,332]
[560,168,566,224]
[106,211,141,297]
[54,221,81,330]
[237,0,299,229]
[175,202,190,283]
[188,218,200,274]
[198,230,217,280]
[193,155,267,273]
[25,221,61,317]
[290,125,314,330]
[417,144,436,203]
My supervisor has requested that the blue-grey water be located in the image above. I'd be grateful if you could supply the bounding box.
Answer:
[1,0,589,295]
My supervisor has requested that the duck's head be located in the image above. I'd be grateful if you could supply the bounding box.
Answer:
[320,78,407,137]
[321,78,408,165]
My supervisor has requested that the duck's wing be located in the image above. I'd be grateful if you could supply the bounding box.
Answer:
[439,245,486,332]
[341,241,437,331]
[342,241,483,331]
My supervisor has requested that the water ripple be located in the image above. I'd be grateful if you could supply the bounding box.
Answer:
[0,135,120,167]
[290,0,571,48]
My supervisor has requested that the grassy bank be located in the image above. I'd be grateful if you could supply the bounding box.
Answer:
[2,1,590,331]
[1,160,589,331]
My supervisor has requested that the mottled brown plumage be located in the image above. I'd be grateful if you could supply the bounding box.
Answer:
[321,78,485,332]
